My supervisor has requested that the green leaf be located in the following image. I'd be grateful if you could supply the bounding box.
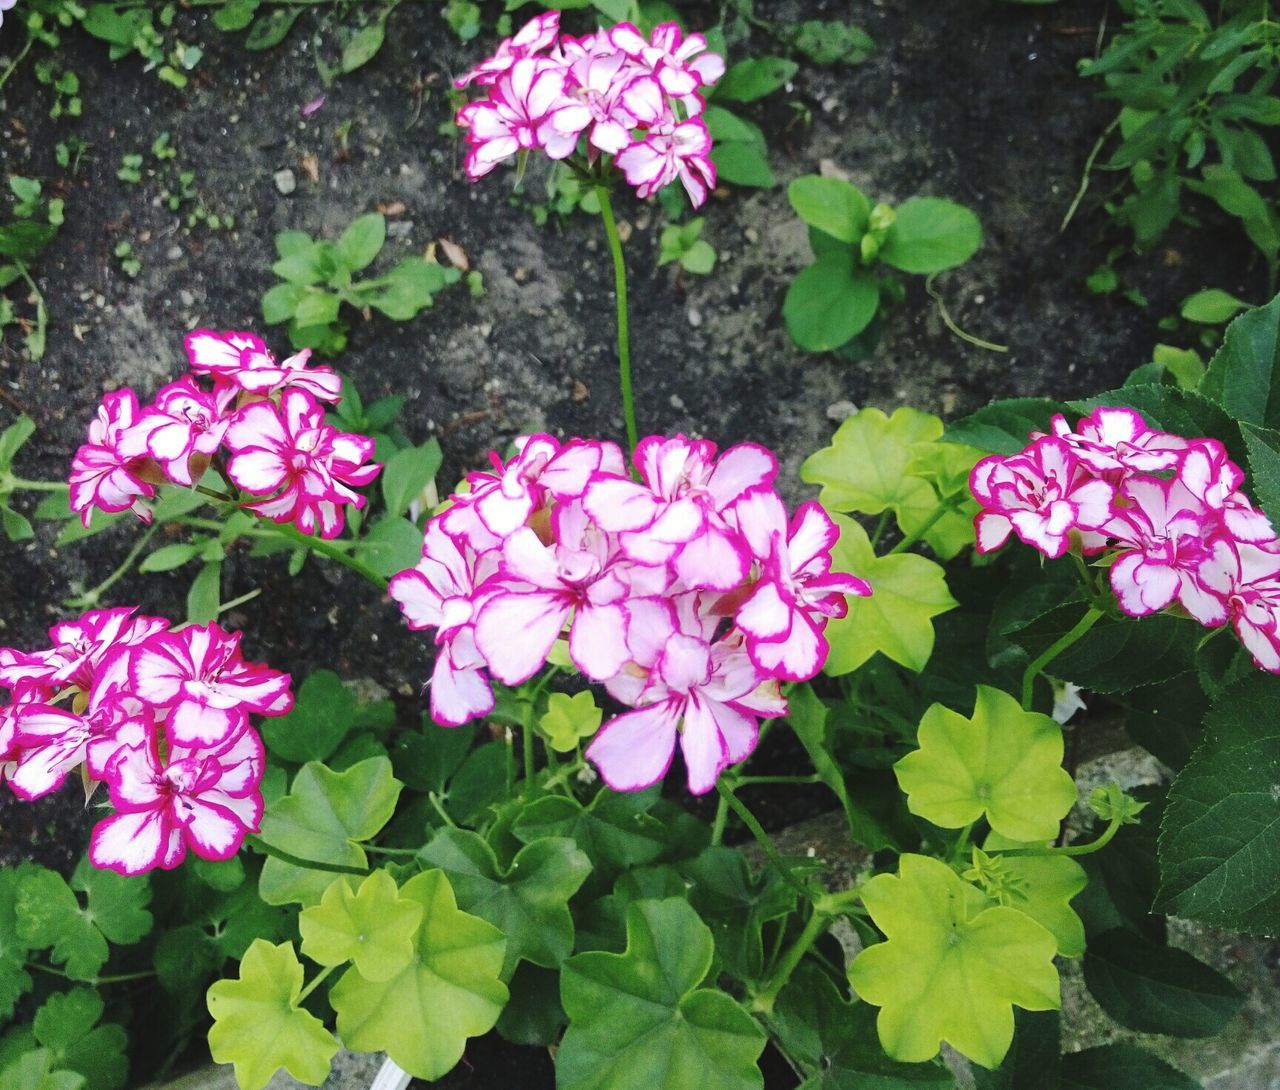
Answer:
[784,260,879,352]
[299,871,422,982]
[354,516,424,578]
[971,1010,1061,1090]
[274,229,314,258]
[1239,421,1280,528]
[709,140,776,188]
[381,439,442,518]
[244,8,301,50]
[1181,288,1249,324]
[16,868,109,980]
[336,213,386,272]
[417,829,592,976]
[261,670,357,764]
[980,842,1086,959]
[680,239,716,275]
[848,854,1060,1069]
[1082,928,1242,1038]
[801,407,943,514]
[788,176,871,243]
[293,291,342,330]
[186,560,222,624]
[1156,673,1280,933]
[258,757,403,906]
[0,416,35,469]
[33,989,126,1090]
[1190,166,1279,263]
[538,690,603,752]
[788,21,875,67]
[1199,291,1280,429]
[895,686,1076,841]
[558,899,766,1090]
[823,515,957,674]
[880,198,982,274]
[214,0,261,32]
[261,283,305,325]
[714,57,797,102]
[362,258,457,320]
[0,871,32,1020]
[1060,1044,1200,1090]
[944,398,1068,456]
[0,1050,84,1090]
[207,940,339,1090]
[2,504,33,542]
[512,791,667,880]
[342,20,387,73]
[330,869,508,1080]
[772,965,953,1088]
[0,222,57,261]
[70,856,153,945]
[139,542,202,573]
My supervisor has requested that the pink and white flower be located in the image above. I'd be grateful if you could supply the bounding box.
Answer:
[616,118,716,207]
[1178,439,1275,543]
[1048,407,1187,478]
[609,21,726,97]
[1225,541,1280,672]
[455,11,560,88]
[225,388,381,539]
[458,59,576,179]
[120,377,234,486]
[0,607,167,697]
[130,623,292,749]
[68,389,158,527]
[89,728,266,876]
[733,491,871,681]
[8,695,150,801]
[184,330,342,403]
[970,436,1115,559]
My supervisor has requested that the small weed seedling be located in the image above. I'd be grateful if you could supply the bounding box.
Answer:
[261,212,462,355]
[658,217,717,277]
[783,175,983,355]
[0,176,64,360]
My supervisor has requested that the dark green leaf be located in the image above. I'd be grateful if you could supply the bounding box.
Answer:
[381,439,442,518]
[943,398,1068,455]
[880,198,982,274]
[1061,1045,1200,1090]
[784,261,878,352]
[714,57,797,102]
[710,141,775,188]
[245,8,301,50]
[1200,292,1280,430]
[355,517,423,578]
[262,670,357,764]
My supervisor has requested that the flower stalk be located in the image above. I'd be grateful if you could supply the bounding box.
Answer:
[596,186,638,454]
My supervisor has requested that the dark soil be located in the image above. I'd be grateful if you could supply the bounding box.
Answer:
[0,0,1268,1084]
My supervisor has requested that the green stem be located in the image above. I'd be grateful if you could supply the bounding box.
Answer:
[296,964,337,1004]
[521,700,537,797]
[595,187,638,453]
[217,588,262,616]
[948,820,976,865]
[736,774,823,787]
[924,273,1008,354]
[1020,606,1104,710]
[710,792,729,847]
[7,477,68,493]
[27,961,156,985]
[362,844,420,857]
[868,510,892,549]
[1060,118,1121,234]
[752,908,828,1014]
[0,37,33,97]
[888,492,965,555]
[245,834,370,877]
[269,522,389,590]
[428,791,457,828]
[64,523,159,608]
[986,814,1123,859]
[714,780,813,903]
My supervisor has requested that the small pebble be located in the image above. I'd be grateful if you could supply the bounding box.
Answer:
[669,394,686,411]
[826,400,858,422]
[274,168,297,195]
[179,290,195,307]
[387,220,414,240]
[687,307,702,328]
[166,245,182,261]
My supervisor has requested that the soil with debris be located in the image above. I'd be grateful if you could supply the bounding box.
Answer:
[0,0,1267,1085]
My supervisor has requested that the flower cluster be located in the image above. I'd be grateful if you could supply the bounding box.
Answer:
[389,434,870,794]
[0,610,291,875]
[69,330,380,539]
[455,13,723,207]
[970,406,1280,671]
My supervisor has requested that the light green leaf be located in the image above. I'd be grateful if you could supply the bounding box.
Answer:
[788,176,871,243]
[849,854,1060,1069]
[381,439,442,518]
[262,283,305,325]
[880,197,982,274]
[261,670,357,764]
[33,989,126,1090]
[558,898,766,1090]
[823,515,956,674]
[342,21,387,73]
[354,516,424,578]
[982,832,1087,957]
[539,691,603,752]
[0,416,35,469]
[330,869,508,1080]
[801,407,945,515]
[299,871,422,982]
[362,258,458,320]
[294,291,342,330]
[207,940,339,1090]
[784,260,879,352]
[714,57,797,102]
[139,542,202,573]
[1181,288,1249,324]
[1082,927,1243,1038]
[336,213,386,272]
[1156,673,1280,933]
[0,1050,84,1090]
[894,686,1077,841]
[258,757,403,906]
[416,828,591,976]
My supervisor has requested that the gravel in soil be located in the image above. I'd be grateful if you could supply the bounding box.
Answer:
[0,0,1270,1085]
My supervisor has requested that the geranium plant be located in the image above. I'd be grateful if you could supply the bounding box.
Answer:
[3,11,1280,1090]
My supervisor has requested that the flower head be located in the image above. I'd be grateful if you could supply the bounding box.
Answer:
[68,389,158,527]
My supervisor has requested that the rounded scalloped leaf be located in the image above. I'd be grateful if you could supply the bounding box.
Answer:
[558,898,766,1090]
[982,832,1088,958]
[895,686,1077,842]
[330,868,508,1081]
[849,854,1060,1069]
[206,940,340,1090]
[299,871,422,982]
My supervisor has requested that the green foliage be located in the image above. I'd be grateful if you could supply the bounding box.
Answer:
[538,690,603,752]
[207,940,339,1090]
[257,757,403,905]
[31,989,126,1090]
[330,870,508,1080]
[1,177,62,361]
[658,217,717,275]
[262,215,462,354]
[261,669,394,765]
[977,835,1088,958]
[849,855,1061,1069]
[894,686,1078,842]
[1060,1044,1201,1089]
[299,872,422,982]
[784,176,981,354]
[557,898,766,1090]
[823,515,958,674]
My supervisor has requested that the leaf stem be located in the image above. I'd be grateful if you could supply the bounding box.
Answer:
[6,476,68,493]
[1020,606,1104,710]
[268,522,390,590]
[595,186,638,454]
[868,510,892,549]
[986,813,1124,859]
[888,491,966,555]
[751,907,828,1014]
[245,834,371,877]
[26,961,156,985]
[714,779,813,903]
[63,523,159,609]
[296,963,337,1004]
[924,273,1008,354]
